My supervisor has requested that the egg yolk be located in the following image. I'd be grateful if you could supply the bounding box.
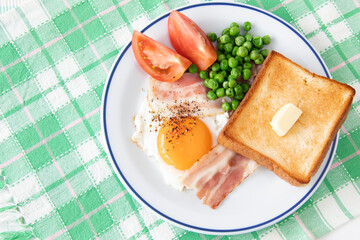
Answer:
[157,117,212,170]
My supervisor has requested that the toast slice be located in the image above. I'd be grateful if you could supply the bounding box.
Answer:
[218,51,355,186]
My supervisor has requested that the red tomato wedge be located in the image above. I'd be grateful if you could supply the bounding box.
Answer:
[132,30,192,82]
[168,10,217,71]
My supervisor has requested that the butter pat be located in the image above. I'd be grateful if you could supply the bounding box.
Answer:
[270,103,302,137]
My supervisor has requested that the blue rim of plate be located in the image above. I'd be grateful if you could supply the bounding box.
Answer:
[102,2,336,234]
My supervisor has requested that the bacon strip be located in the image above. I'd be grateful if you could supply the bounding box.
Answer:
[182,145,258,209]
[147,73,230,117]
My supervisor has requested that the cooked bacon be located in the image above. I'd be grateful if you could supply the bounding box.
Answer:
[147,73,230,117]
[181,145,258,209]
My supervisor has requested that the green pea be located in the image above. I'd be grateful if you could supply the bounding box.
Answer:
[208,79,219,90]
[244,33,252,42]
[229,27,240,37]
[220,34,231,44]
[220,59,229,71]
[254,54,264,64]
[232,46,239,56]
[209,70,217,79]
[236,65,243,72]
[252,36,263,48]
[216,88,225,98]
[226,54,232,59]
[231,67,242,79]
[207,32,217,42]
[223,81,229,89]
[243,21,251,31]
[219,70,228,78]
[230,22,239,28]
[212,62,220,72]
[228,75,236,81]
[214,74,225,83]
[235,55,244,64]
[261,49,270,58]
[235,36,246,46]
[242,68,251,80]
[250,49,260,60]
[242,41,253,51]
[188,64,198,73]
[218,43,224,51]
[229,79,237,88]
[232,99,240,110]
[207,90,217,100]
[222,102,231,112]
[199,70,208,80]
[241,83,250,93]
[204,78,211,88]
[224,43,233,53]
[234,85,243,94]
[235,92,245,101]
[254,44,263,50]
[226,88,234,98]
[222,28,230,35]
[236,47,248,57]
[217,54,226,62]
[228,57,238,68]
[243,56,251,63]
[262,35,271,45]
[243,62,252,69]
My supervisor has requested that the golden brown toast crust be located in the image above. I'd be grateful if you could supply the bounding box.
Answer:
[218,51,355,186]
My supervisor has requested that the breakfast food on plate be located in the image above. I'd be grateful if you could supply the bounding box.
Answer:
[130,8,353,208]
[168,10,217,71]
[132,30,191,82]
[181,145,257,209]
[218,51,356,186]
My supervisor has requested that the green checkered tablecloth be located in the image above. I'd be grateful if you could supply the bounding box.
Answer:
[0,0,359,239]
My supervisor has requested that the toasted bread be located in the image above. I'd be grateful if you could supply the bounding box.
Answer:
[218,51,355,186]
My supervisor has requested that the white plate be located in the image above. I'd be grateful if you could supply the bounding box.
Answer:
[101,2,338,235]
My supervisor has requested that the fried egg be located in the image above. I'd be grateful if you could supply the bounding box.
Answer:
[132,99,229,190]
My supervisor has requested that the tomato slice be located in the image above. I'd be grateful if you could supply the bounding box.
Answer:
[132,30,192,82]
[168,10,217,71]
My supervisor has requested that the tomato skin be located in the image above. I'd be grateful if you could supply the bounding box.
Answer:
[168,10,217,71]
[132,30,192,82]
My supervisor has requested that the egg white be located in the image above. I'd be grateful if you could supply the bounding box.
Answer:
[132,98,229,190]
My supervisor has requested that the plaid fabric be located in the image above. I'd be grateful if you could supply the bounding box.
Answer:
[0,0,359,239]
[0,0,27,15]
